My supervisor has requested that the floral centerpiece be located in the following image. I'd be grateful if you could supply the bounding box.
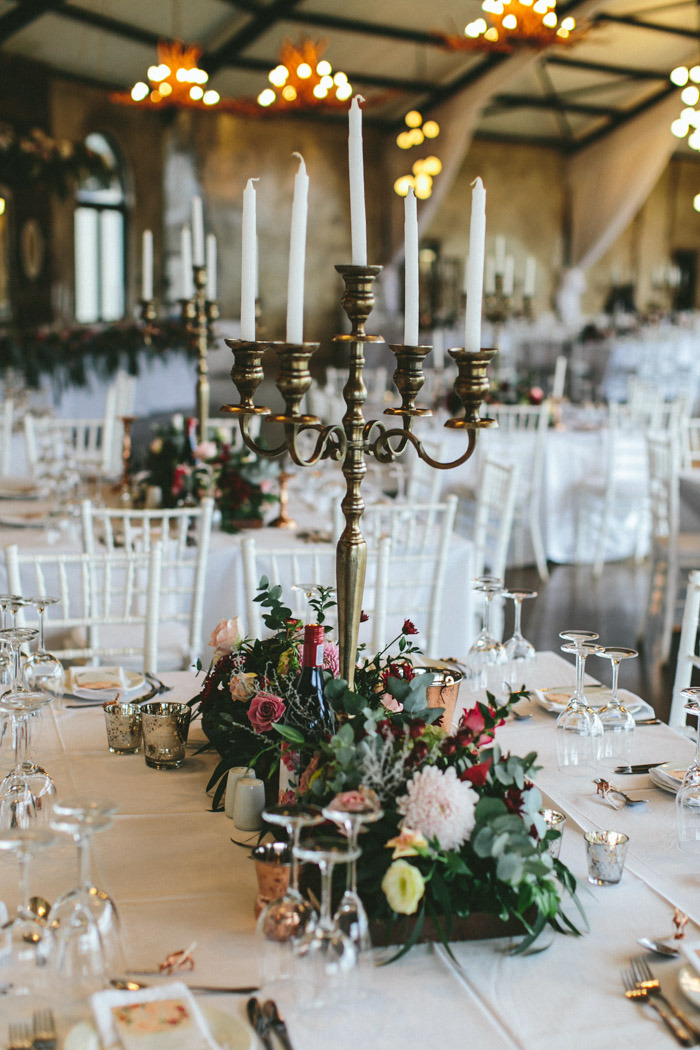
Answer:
[0,123,112,196]
[190,582,584,955]
[137,417,279,528]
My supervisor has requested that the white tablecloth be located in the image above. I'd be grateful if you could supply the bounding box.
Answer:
[1,652,699,1048]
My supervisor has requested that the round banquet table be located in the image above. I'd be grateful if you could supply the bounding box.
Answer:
[1,653,699,1048]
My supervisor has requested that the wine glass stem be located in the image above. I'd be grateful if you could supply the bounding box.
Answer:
[76,834,92,894]
[347,823,360,895]
[13,714,30,770]
[12,643,21,690]
[574,650,584,702]
[17,849,32,919]
[610,660,620,707]
[483,595,491,637]
[290,824,301,894]
[694,712,700,766]
[38,608,45,652]
[513,599,523,640]
[318,859,334,928]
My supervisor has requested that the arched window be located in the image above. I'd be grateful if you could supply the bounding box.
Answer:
[74,133,126,323]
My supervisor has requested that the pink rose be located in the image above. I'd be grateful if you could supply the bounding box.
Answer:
[194,440,217,462]
[248,691,286,733]
[330,788,380,814]
[208,617,243,654]
[381,693,404,714]
[529,386,545,405]
[259,479,274,494]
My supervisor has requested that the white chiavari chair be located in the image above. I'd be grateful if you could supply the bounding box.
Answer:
[241,539,337,638]
[80,497,214,669]
[0,399,13,477]
[5,543,162,672]
[670,568,700,729]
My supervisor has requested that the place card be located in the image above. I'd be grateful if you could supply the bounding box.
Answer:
[91,982,219,1050]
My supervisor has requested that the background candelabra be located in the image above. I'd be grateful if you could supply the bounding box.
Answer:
[223,262,496,687]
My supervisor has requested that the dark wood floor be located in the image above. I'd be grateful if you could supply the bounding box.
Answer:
[504,559,675,722]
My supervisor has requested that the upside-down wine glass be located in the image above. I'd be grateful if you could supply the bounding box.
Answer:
[23,596,64,696]
[503,589,538,689]
[256,804,322,979]
[676,688,700,853]
[0,593,21,688]
[594,646,638,765]
[555,630,603,776]
[322,798,384,953]
[49,797,122,981]
[0,826,57,1004]
[0,688,55,829]
[468,576,507,695]
[293,838,362,1006]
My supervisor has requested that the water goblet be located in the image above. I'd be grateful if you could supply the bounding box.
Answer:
[49,797,122,972]
[0,626,39,692]
[468,576,507,695]
[321,796,384,953]
[675,689,700,853]
[594,646,638,765]
[0,593,21,687]
[555,635,604,776]
[293,838,362,1006]
[503,589,538,689]
[23,596,64,696]
[0,827,58,1000]
[257,805,322,941]
[0,689,56,828]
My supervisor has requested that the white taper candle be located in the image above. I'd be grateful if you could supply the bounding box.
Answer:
[524,256,536,297]
[241,178,258,341]
[403,187,419,346]
[286,153,309,343]
[494,235,506,276]
[504,255,515,296]
[191,195,205,266]
[464,177,486,354]
[180,225,193,299]
[348,95,367,266]
[206,233,217,300]
[141,229,153,301]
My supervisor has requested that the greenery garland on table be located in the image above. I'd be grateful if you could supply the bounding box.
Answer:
[189,582,585,956]
[0,320,194,392]
[0,123,112,197]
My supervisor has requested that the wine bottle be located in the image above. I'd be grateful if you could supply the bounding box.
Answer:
[295,623,335,743]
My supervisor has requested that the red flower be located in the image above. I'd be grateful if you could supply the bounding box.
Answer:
[382,661,415,686]
[504,787,524,815]
[411,740,429,762]
[360,611,370,623]
[441,738,457,757]
[409,719,426,739]
[459,758,492,787]
[402,619,419,636]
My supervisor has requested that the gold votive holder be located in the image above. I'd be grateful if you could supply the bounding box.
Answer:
[103,701,142,754]
[140,701,191,770]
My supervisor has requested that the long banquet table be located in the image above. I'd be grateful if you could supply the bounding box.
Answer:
[2,651,700,1048]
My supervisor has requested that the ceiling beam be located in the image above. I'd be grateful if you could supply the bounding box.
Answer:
[55,2,160,47]
[487,92,618,115]
[0,0,66,46]
[271,8,446,47]
[202,0,305,76]
[571,81,676,150]
[594,12,700,38]
[230,54,434,92]
[545,54,670,81]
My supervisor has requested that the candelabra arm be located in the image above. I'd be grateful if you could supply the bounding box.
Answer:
[238,415,289,460]
[363,418,412,462]
[285,423,346,468]
[369,425,477,470]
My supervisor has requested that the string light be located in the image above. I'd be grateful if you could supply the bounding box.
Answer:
[394,113,442,199]
[115,41,220,109]
[670,64,700,152]
[257,38,353,110]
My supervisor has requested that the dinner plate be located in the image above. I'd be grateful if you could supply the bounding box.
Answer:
[679,965,700,1008]
[534,685,644,715]
[69,668,147,701]
[649,763,689,795]
[0,479,43,500]
[0,511,48,528]
[64,1003,255,1050]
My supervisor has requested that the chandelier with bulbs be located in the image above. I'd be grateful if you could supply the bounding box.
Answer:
[439,0,575,51]
[257,38,353,110]
[670,64,700,151]
[393,111,443,199]
[111,41,221,109]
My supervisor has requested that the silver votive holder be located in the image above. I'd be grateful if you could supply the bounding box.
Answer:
[543,809,567,859]
[140,701,191,770]
[585,829,629,885]
[103,701,142,754]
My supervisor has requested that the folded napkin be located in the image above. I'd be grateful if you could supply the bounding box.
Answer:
[91,982,219,1050]
[69,666,129,700]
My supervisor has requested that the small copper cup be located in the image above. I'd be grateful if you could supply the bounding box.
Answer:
[253,842,291,918]
[412,667,464,731]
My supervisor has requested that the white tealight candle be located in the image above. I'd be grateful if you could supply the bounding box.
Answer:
[141,229,153,301]
[464,177,486,354]
[191,195,205,266]
[348,95,367,266]
[403,187,419,346]
[206,233,217,300]
[524,255,536,297]
[241,178,258,341]
[180,225,193,299]
[286,152,309,343]
[494,235,506,276]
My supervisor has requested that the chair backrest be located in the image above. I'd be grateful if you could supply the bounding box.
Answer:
[0,399,13,477]
[671,568,700,728]
[80,497,214,667]
[5,543,161,672]
[476,403,548,501]
[472,458,519,578]
[646,430,680,545]
[24,415,107,476]
[241,538,337,638]
[681,417,700,470]
[332,495,457,556]
[405,438,448,504]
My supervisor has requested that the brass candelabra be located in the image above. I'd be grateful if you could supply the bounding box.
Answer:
[223,263,496,688]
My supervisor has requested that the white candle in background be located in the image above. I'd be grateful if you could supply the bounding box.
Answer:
[485,257,496,295]
[181,225,193,299]
[524,255,536,297]
[552,355,567,400]
[192,195,205,266]
[206,233,217,300]
[504,255,515,296]
[494,235,506,276]
[141,229,153,301]
[348,95,367,265]
[286,152,309,343]
[241,178,258,341]
[464,177,486,354]
[432,326,445,370]
[403,186,419,346]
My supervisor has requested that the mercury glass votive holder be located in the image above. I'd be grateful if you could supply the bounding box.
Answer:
[543,809,566,858]
[584,829,629,885]
[103,701,142,754]
[140,701,191,770]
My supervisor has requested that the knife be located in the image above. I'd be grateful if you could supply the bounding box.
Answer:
[247,997,274,1050]
[634,718,662,725]
[614,762,667,774]
[263,999,295,1050]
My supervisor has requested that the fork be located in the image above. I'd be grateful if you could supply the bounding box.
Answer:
[622,969,696,1046]
[33,1007,57,1049]
[632,955,700,1043]
[7,1021,32,1050]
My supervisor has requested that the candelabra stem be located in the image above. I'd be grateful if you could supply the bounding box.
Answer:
[182,265,219,444]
